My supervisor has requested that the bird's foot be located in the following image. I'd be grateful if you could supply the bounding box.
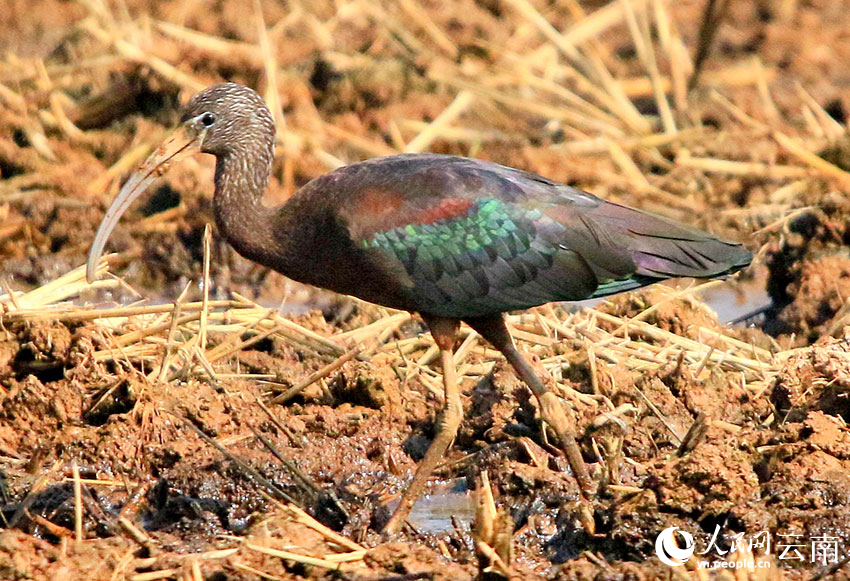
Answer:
[534,391,597,535]
[536,393,593,492]
[576,497,596,536]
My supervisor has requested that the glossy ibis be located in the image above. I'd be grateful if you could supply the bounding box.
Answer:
[87,83,751,534]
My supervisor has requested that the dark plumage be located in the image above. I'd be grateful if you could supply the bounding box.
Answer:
[281,153,750,318]
[88,83,752,534]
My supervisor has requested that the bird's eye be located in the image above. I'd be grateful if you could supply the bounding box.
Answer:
[201,113,215,127]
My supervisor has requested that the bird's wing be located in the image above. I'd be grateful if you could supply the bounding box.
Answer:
[328,154,750,318]
[357,196,610,317]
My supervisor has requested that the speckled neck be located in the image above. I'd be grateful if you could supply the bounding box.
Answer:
[212,147,281,267]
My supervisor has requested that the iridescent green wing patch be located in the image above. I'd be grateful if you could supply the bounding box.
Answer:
[360,197,566,310]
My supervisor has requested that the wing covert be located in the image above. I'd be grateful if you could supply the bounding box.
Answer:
[357,197,603,317]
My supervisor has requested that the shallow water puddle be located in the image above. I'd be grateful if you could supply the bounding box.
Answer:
[404,479,475,534]
[698,275,770,324]
[571,273,771,325]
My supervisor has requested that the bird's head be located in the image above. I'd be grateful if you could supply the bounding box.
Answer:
[179,82,275,156]
[86,83,275,283]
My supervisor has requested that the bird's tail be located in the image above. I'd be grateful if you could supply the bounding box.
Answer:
[546,199,752,299]
[606,202,751,277]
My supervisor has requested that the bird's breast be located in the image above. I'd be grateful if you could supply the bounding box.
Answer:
[269,205,418,312]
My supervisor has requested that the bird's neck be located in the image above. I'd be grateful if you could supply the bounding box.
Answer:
[213,149,281,266]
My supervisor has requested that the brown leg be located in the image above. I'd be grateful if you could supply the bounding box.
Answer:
[464,314,594,499]
[383,316,462,534]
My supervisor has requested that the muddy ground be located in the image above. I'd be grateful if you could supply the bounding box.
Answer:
[3,0,850,579]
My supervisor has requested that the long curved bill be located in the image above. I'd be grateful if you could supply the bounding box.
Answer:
[87,126,202,283]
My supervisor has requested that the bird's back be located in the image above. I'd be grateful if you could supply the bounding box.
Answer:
[279,154,751,318]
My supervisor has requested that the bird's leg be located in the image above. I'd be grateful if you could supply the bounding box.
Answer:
[464,315,594,499]
[383,316,462,534]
